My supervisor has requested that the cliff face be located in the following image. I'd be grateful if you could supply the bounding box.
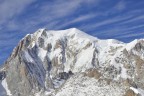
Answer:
[1,28,144,96]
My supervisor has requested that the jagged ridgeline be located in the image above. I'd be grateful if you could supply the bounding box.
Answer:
[0,28,144,96]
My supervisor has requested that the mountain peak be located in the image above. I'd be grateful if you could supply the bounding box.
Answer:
[1,28,144,96]
[33,28,99,42]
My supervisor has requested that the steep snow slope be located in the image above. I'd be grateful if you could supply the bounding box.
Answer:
[1,28,144,96]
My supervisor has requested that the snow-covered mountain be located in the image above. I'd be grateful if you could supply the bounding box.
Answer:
[0,28,144,96]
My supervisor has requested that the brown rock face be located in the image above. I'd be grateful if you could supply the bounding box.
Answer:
[84,69,101,79]
[124,89,137,96]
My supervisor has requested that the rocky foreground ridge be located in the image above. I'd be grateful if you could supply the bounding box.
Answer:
[0,28,144,96]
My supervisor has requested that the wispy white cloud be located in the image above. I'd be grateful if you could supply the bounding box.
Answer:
[54,13,97,29]
[80,14,134,32]
[68,14,97,24]
[114,0,126,11]
[3,0,99,31]
[116,32,144,38]
[0,0,36,24]
[121,15,144,24]
[38,0,97,20]
[94,24,144,36]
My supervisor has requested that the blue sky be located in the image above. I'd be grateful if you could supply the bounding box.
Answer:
[0,0,144,64]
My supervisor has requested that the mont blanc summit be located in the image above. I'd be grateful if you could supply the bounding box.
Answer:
[0,28,144,96]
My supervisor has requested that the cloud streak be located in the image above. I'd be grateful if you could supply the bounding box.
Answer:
[54,13,98,29]
[1,0,99,32]
[116,32,144,38]
[114,0,126,11]
[0,0,35,24]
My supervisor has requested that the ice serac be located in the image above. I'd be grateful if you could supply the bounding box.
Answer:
[1,28,144,96]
